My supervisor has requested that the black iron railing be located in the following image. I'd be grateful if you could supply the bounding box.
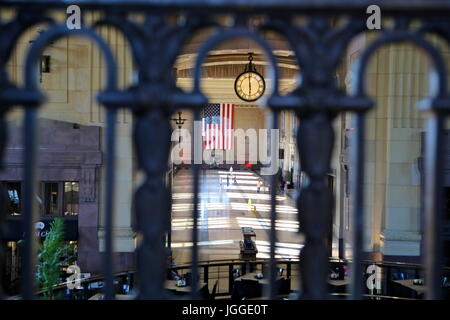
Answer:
[21,259,450,300]
[0,0,449,300]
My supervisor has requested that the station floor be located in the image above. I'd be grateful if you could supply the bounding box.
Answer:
[170,169,304,265]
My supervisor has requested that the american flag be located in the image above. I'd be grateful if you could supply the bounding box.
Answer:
[202,103,234,150]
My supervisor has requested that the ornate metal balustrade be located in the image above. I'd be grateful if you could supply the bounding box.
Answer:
[0,0,449,300]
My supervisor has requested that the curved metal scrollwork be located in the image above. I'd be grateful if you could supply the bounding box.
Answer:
[351,17,450,300]
[0,0,449,301]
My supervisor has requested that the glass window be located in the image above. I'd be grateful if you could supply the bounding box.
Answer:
[3,181,81,217]
[3,182,21,216]
[63,182,79,216]
[44,182,59,215]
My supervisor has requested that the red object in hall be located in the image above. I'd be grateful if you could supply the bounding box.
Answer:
[246,162,252,168]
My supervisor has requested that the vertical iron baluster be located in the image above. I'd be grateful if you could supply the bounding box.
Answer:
[0,198,4,299]
[349,112,366,300]
[103,108,117,300]
[0,113,6,299]
[203,266,208,284]
[21,107,38,300]
[266,111,278,300]
[423,112,444,300]
[228,264,234,295]
[297,112,334,299]
[191,109,200,299]
[21,23,120,299]
[133,107,172,299]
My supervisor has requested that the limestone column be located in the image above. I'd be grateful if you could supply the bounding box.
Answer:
[375,42,428,258]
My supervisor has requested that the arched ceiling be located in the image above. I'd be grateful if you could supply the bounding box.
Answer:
[175,29,299,79]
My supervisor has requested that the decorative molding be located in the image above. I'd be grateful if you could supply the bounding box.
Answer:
[80,166,97,203]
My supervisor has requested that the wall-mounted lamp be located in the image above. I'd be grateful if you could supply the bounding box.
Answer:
[29,30,52,83]
[37,55,51,83]
[171,111,187,143]
[40,55,51,73]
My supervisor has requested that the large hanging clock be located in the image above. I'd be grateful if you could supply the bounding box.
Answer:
[234,53,266,102]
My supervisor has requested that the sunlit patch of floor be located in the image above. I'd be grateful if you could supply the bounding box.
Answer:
[236,217,299,232]
[218,174,259,180]
[172,193,195,200]
[171,239,236,248]
[170,169,303,264]
[173,192,287,202]
[224,192,286,201]
[255,239,303,260]
[171,216,299,232]
[172,197,297,215]
[172,217,231,230]
[222,180,261,185]
[223,185,264,192]
[217,171,256,176]
[170,239,302,261]
[230,202,297,214]
[172,202,229,212]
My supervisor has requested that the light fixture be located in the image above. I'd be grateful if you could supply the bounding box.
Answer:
[40,55,51,73]
[171,111,187,143]
[29,30,52,83]
[171,111,187,130]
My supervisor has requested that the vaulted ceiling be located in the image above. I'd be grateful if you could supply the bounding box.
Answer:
[175,29,299,80]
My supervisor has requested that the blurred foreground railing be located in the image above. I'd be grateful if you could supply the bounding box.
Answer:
[7,259,447,300]
[0,0,450,300]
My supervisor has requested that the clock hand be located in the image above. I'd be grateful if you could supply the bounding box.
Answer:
[248,74,251,96]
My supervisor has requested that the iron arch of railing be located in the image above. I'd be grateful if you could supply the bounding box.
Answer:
[354,34,448,98]
[14,23,123,300]
[189,25,282,299]
[0,13,56,193]
[0,14,55,86]
[351,22,450,299]
[259,16,373,300]
[118,14,217,301]
[92,15,148,76]
[0,0,450,301]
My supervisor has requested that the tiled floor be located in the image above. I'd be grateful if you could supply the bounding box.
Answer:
[170,169,304,265]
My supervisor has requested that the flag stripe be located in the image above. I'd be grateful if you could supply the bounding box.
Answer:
[229,104,233,150]
[223,104,227,150]
[219,105,223,149]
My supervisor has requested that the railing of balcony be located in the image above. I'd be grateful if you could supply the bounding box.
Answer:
[0,0,449,300]
[16,259,450,300]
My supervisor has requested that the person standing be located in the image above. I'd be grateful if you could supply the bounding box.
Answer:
[230,166,237,184]
[278,168,285,191]
[257,179,262,193]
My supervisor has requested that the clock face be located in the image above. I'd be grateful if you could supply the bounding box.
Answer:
[234,71,265,102]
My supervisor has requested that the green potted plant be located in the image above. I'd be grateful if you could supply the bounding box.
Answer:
[37,218,74,299]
